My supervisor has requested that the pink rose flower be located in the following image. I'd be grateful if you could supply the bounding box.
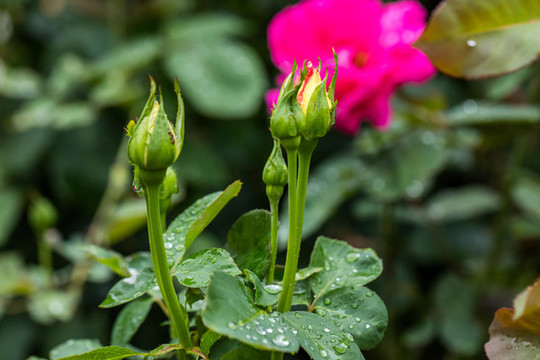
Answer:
[267,0,435,134]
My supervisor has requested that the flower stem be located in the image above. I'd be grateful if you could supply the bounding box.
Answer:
[267,197,280,285]
[141,170,192,352]
[277,148,298,313]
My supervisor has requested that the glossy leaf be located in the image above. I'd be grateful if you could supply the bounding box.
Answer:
[56,343,183,360]
[50,339,102,360]
[100,253,156,308]
[244,269,281,307]
[434,275,483,355]
[221,344,270,360]
[485,307,540,360]
[164,181,242,270]
[164,40,266,119]
[227,210,271,278]
[424,186,501,222]
[201,272,300,352]
[309,237,383,297]
[279,156,363,243]
[200,330,222,356]
[173,248,241,288]
[81,244,130,277]
[416,0,540,78]
[282,311,364,360]
[111,297,153,345]
[446,102,540,126]
[312,286,388,350]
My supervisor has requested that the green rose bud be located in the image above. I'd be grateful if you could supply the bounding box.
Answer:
[263,138,288,200]
[28,195,58,234]
[127,77,185,174]
[298,53,338,140]
[270,62,305,150]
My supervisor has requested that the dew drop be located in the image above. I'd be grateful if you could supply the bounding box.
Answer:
[323,328,331,333]
[333,342,349,354]
[164,242,173,249]
[320,349,328,358]
[346,253,360,263]
[345,333,355,342]
[366,291,374,297]
[351,304,359,309]
[227,322,236,329]
[316,308,327,317]
[324,298,332,306]
[295,312,301,318]
[272,334,290,347]
[466,39,477,48]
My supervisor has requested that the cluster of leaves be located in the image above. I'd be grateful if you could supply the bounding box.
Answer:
[36,180,387,360]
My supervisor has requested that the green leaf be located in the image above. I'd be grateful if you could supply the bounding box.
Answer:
[165,13,247,41]
[446,102,540,126]
[0,66,42,99]
[0,188,24,247]
[295,266,323,281]
[80,244,130,277]
[100,253,156,308]
[221,344,270,360]
[434,275,483,355]
[201,272,300,352]
[164,40,267,119]
[279,156,363,243]
[282,311,364,360]
[423,186,501,222]
[200,330,222,356]
[173,248,241,288]
[56,344,184,360]
[309,237,383,297]
[415,0,540,78]
[227,210,271,278]
[244,269,281,307]
[27,290,78,324]
[312,287,387,350]
[359,131,448,201]
[165,180,242,270]
[512,175,540,220]
[49,339,102,360]
[111,297,153,346]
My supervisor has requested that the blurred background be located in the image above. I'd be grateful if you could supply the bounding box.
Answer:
[1,0,539,359]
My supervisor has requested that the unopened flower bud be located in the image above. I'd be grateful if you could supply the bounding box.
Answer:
[263,139,288,200]
[127,77,185,174]
[28,195,58,233]
[270,63,305,149]
[298,54,338,140]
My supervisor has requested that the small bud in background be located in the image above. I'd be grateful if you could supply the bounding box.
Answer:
[28,194,58,234]
[127,77,185,173]
[263,138,288,200]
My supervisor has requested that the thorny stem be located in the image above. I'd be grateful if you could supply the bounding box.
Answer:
[142,171,192,353]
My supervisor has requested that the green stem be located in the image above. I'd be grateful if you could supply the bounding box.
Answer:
[277,148,298,313]
[271,350,284,360]
[142,172,192,351]
[267,197,280,284]
[37,232,52,276]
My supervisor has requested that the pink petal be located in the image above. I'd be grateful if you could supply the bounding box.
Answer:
[381,0,428,47]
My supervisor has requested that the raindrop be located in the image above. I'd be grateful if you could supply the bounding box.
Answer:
[323,298,332,306]
[463,99,478,115]
[355,317,362,323]
[320,349,328,358]
[366,291,374,297]
[266,284,282,294]
[466,39,477,48]
[351,304,359,309]
[346,253,360,263]
[272,334,290,347]
[323,328,331,333]
[267,328,274,333]
[506,345,513,350]
[365,323,371,329]
[333,342,349,354]
[344,333,355,342]
[164,242,173,249]
[227,322,236,329]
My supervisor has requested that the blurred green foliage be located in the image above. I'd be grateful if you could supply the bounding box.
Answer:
[0,0,539,359]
